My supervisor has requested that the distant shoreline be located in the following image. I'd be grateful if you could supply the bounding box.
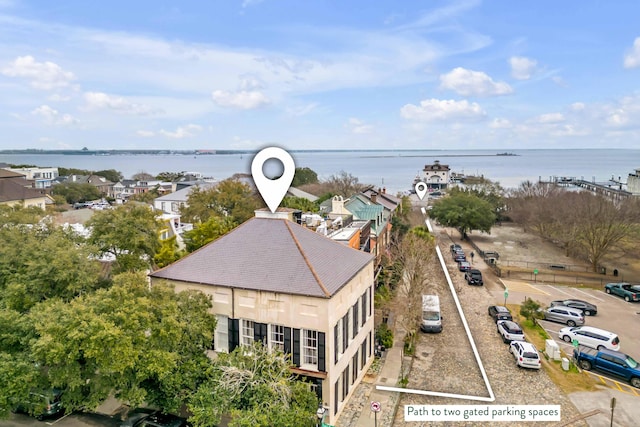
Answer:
[0,149,519,157]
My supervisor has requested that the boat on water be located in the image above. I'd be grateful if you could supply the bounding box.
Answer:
[496,152,518,156]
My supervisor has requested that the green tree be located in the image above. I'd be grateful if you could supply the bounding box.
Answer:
[181,180,261,224]
[0,226,102,312]
[183,216,237,253]
[52,182,101,204]
[520,298,543,325]
[86,204,163,272]
[280,196,318,213]
[154,236,183,268]
[156,171,185,182]
[0,204,46,224]
[188,342,317,427]
[27,272,216,414]
[429,192,496,238]
[291,167,318,187]
[95,169,123,183]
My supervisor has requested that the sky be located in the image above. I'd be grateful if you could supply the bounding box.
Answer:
[1,0,640,151]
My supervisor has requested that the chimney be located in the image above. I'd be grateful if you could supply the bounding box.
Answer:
[331,195,345,213]
[382,187,386,194]
[371,192,377,204]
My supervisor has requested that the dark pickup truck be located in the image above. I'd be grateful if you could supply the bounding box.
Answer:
[573,346,640,388]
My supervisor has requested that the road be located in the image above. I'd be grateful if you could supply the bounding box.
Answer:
[0,412,119,427]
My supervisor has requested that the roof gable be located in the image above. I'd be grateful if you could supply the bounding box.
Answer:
[150,217,373,297]
[0,179,46,202]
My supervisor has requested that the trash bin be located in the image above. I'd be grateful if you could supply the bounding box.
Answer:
[561,358,570,371]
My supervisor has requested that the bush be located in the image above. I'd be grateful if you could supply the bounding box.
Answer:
[376,323,393,349]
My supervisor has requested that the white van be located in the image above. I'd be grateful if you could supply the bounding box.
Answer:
[558,325,620,351]
[421,295,442,333]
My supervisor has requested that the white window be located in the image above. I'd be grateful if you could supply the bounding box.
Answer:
[241,319,254,346]
[270,324,285,351]
[215,315,229,353]
[302,330,318,367]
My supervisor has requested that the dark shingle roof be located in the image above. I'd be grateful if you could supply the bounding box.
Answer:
[0,179,45,202]
[150,217,373,297]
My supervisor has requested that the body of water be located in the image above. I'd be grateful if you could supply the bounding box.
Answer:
[1,149,638,194]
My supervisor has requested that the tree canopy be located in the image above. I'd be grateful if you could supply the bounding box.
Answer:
[52,182,101,204]
[508,182,640,271]
[86,204,163,273]
[429,192,496,238]
[183,216,237,252]
[180,179,261,224]
[291,167,318,187]
[188,342,318,427]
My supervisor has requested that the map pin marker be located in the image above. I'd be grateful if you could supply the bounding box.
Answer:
[251,147,295,213]
[415,182,428,200]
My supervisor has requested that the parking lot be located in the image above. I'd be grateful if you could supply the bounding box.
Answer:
[497,280,640,358]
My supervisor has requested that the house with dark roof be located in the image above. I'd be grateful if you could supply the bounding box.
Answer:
[417,160,451,190]
[149,209,375,425]
[0,169,50,209]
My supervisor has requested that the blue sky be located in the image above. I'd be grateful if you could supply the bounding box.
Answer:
[1,0,640,150]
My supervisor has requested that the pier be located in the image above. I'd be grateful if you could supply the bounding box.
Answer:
[539,176,632,201]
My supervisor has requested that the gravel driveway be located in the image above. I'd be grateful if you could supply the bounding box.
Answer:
[391,224,588,427]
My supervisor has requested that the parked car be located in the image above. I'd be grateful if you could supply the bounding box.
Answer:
[542,305,585,327]
[550,299,598,316]
[120,411,192,427]
[488,305,513,322]
[450,244,462,254]
[458,261,471,272]
[573,347,640,388]
[604,282,640,302]
[13,389,63,420]
[510,341,541,370]
[464,269,483,285]
[497,320,525,343]
[453,253,466,263]
[559,326,620,351]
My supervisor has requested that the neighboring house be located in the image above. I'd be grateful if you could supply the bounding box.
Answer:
[149,209,376,425]
[153,182,217,215]
[158,212,192,250]
[4,166,59,189]
[0,169,51,209]
[418,160,451,190]
[628,168,640,196]
[57,174,114,197]
[329,195,388,268]
[286,186,319,202]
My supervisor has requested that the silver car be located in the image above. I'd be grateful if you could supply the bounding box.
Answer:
[542,305,585,326]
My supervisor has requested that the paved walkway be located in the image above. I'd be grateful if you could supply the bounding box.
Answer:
[336,321,406,427]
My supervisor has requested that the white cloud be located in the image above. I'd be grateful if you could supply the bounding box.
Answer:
[536,113,565,124]
[509,56,537,80]
[346,118,373,134]
[84,92,160,115]
[31,104,78,125]
[439,67,512,97]
[400,98,486,121]
[1,55,75,90]
[606,110,629,127]
[48,93,71,102]
[239,76,264,91]
[489,118,512,129]
[286,103,318,117]
[570,102,585,111]
[211,89,270,109]
[623,37,640,69]
[158,124,202,139]
[136,130,155,137]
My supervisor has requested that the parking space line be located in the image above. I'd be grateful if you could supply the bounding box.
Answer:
[572,287,605,302]
[502,280,550,295]
[547,285,574,297]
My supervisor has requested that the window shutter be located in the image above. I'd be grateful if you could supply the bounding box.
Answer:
[228,318,239,352]
[342,313,348,350]
[353,302,359,338]
[292,328,301,366]
[334,324,338,364]
[318,332,326,372]
[254,322,267,345]
[361,291,367,326]
[284,327,292,355]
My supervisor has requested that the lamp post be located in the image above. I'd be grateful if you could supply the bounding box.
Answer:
[316,405,326,427]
